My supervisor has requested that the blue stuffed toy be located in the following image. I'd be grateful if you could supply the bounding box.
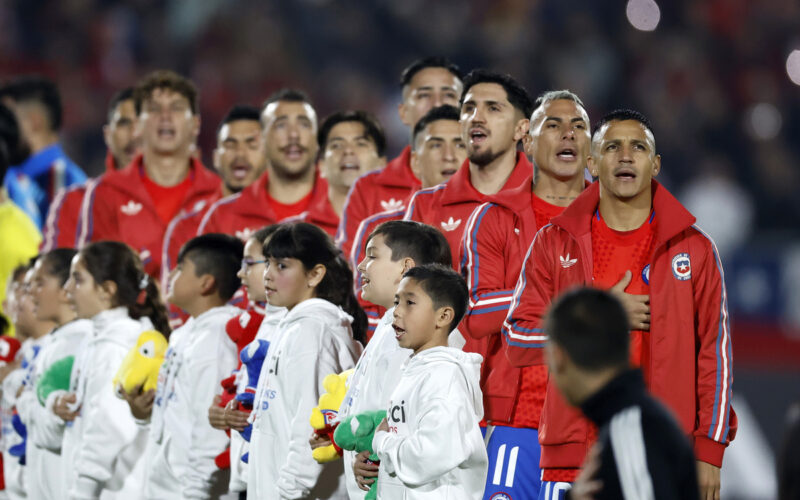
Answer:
[235,339,269,463]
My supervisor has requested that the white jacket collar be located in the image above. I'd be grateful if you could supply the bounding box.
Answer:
[279,298,353,329]
[91,307,130,332]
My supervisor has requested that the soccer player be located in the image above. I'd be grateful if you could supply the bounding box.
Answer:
[336,57,463,257]
[77,70,221,280]
[42,87,139,251]
[460,90,591,499]
[198,89,329,240]
[404,69,534,269]
[291,110,386,236]
[0,76,86,228]
[503,109,736,500]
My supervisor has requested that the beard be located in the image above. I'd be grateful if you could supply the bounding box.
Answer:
[467,145,503,168]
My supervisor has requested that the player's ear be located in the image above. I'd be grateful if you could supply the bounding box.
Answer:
[652,154,661,177]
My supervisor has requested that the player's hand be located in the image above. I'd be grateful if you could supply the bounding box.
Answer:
[570,442,603,500]
[696,461,720,500]
[224,399,251,432]
[120,384,155,420]
[377,417,389,433]
[610,270,650,330]
[54,393,80,422]
[353,450,379,491]
[208,395,229,430]
[309,431,331,450]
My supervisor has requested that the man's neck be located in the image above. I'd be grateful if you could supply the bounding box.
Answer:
[142,149,192,187]
[28,133,59,155]
[469,147,519,195]
[267,165,315,204]
[327,185,348,217]
[533,170,585,207]
[598,186,652,231]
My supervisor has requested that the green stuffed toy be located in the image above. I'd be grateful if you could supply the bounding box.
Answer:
[333,410,386,500]
[36,355,74,406]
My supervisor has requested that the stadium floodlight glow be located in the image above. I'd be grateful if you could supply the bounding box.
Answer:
[626,0,661,32]
[787,50,800,86]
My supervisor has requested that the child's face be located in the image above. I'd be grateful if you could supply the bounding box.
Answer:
[238,238,267,303]
[167,257,203,310]
[15,270,42,334]
[263,256,315,310]
[65,255,109,319]
[392,277,440,353]
[2,275,23,325]
[31,259,67,323]
[356,234,406,308]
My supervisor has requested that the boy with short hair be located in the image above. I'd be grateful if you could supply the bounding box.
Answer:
[338,220,451,499]
[123,233,244,499]
[372,264,487,499]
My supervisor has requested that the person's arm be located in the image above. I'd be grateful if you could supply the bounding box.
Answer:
[691,232,735,499]
[69,348,142,499]
[76,178,116,246]
[502,228,556,367]
[336,175,369,257]
[182,338,238,499]
[372,383,479,486]
[42,186,84,251]
[275,330,353,499]
[461,203,516,339]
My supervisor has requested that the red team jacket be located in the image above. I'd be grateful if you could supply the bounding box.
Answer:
[78,156,221,279]
[335,146,420,258]
[403,152,532,269]
[502,180,736,469]
[198,170,330,241]
[460,177,545,423]
[283,187,340,237]
[42,152,120,251]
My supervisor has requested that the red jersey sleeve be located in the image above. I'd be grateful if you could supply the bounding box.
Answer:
[691,227,736,467]
[460,203,516,339]
[335,175,371,257]
[502,226,557,367]
[77,178,118,246]
[42,186,85,251]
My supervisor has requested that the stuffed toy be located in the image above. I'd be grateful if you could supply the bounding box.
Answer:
[235,339,270,463]
[36,355,74,406]
[112,330,168,396]
[0,336,21,366]
[333,410,386,500]
[8,412,26,465]
[308,370,353,464]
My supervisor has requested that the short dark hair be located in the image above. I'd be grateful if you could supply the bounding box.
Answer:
[367,221,452,267]
[412,105,461,148]
[41,248,78,286]
[460,69,534,118]
[400,57,463,89]
[217,104,261,137]
[546,287,629,371]
[106,87,134,123]
[318,110,387,157]
[252,224,282,245]
[177,233,244,301]
[261,88,313,111]
[133,70,199,115]
[402,264,468,333]
[0,103,21,178]
[592,108,655,144]
[1,76,62,131]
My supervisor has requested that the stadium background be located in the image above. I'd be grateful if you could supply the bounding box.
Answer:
[2,0,798,497]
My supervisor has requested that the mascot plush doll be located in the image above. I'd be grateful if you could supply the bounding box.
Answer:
[112,330,168,396]
[235,339,270,463]
[308,370,353,464]
[333,410,386,500]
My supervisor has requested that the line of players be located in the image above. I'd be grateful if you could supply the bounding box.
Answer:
[4,56,735,500]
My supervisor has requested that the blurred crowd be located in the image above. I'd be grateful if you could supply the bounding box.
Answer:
[1,0,798,242]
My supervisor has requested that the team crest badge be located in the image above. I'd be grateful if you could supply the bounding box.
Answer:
[642,264,650,285]
[490,493,512,500]
[671,253,691,281]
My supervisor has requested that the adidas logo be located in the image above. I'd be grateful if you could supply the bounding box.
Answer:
[440,217,462,232]
[560,253,578,268]
[120,200,143,215]
[235,228,255,241]
[514,228,520,235]
[380,198,404,212]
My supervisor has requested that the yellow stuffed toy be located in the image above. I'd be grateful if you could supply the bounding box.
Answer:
[113,330,168,396]
[309,369,353,463]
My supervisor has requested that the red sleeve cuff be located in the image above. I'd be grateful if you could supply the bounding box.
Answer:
[693,435,726,467]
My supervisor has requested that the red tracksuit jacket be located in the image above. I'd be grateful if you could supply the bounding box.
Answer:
[198,170,330,241]
[42,152,120,251]
[335,146,420,257]
[77,155,220,279]
[460,177,542,423]
[403,152,532,269]
[502,180,736,469]
[284,188,339,237]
